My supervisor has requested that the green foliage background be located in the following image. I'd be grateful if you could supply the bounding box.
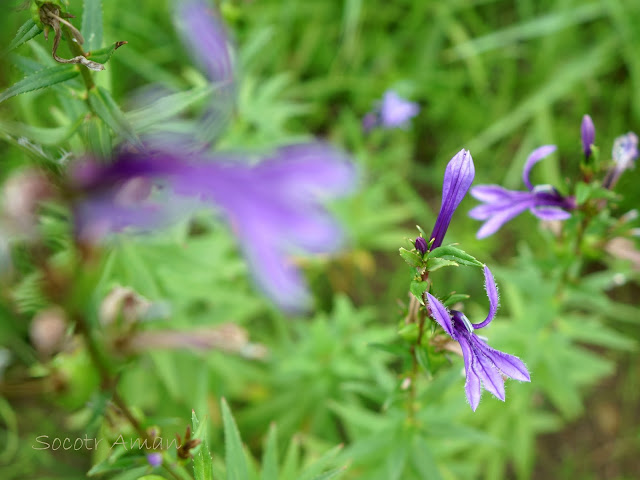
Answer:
[0,0,639,479]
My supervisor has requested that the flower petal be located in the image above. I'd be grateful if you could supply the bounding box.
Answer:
[472,265,499,329]
[475,338,531,382]
[475,199,533,239]
[379,90,420,128]
[530,206,572,221]
[430,149,475,249]
[469,185,513,203]
[426,293,456,339]
[459,336,482,411]
[522,145,556,191]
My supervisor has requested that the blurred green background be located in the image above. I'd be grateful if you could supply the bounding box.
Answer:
[1,0,639,479]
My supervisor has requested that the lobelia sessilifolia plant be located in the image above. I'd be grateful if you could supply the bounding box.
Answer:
[399,149,530,413]
[0,0,356,477]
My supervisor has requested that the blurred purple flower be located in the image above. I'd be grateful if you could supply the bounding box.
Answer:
[426,266,530,411]
[429,149,475,250]
[603,132,638,189]
[469,146,575,239]
[147,452,163,467]
[581,114,595,159]
[71,144,355,312]
[363,90,419,131]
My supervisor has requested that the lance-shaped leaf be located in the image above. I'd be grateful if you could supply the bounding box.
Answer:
[427,245,483,267]
[82,0,103,51]
[221,399,250,480]
[88,86,141,147]
[399,247,424,268]
[86,41,128,66]
[3,19,42,56]
[0,65,78,104]
[191,411,213,480]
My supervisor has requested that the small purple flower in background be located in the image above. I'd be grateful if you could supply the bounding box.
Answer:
[71,144,355,312]
[363,90,419,131]
[147,452,163,467]
[426,266,530,411]
[429,149,475,250]
[603,132,638,189]
[581,114,595,159]
[469,146,575,239]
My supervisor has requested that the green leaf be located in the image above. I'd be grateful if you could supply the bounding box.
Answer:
[442,293,470,308]
[0,65,78,104]
[261,424,279,480]
[425,257,458,272]
[88,86,141,147]
[427,245,483,267]
[575,181,590,205]
[88,41,128,66]
[0,116,83,146]
[192,411,214,480]
[399,247,423,268]
[126,86,213,132]
[4,19,42,56]
[82,0,103,51]
[221,398,250,480]
[409,280,428,304]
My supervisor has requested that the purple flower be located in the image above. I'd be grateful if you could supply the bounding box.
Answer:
[71,144,355,312]
[581,114,595,159]
[429,149,475,250]
[469,146,575,239]
[147,452,163,467]
[603,132,638,189]
[363,90,419,131]
[426,266,530,411]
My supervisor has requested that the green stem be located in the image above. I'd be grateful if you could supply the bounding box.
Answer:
[61,26,95,91]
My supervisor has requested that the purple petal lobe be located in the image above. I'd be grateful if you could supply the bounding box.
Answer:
[472,265,499,329]
[429,149,475,249]
[426,293,456,339]
[474,199,533,239]
[178,0,234,89]
[459,337,481,411]
[581,114,595,158]
[470,185,512,203]
[475,338,531,382]
[379,90,420,128]
[530,207,572,221]
[522,145,556,191]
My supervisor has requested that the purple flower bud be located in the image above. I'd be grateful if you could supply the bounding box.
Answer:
[414,237,428,255]
[147,452,163,467]
[581,114,595,159]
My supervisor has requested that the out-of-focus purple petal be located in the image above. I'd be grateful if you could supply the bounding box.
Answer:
[429,149,475,249]
[177,0,234,89]
[472,265,499,329]
[379,90,419,128]
[256,143,357,198]
[522,145,556,191]
[470,185,513,204]
[612,132,639,171]
[581,114,595,158]
[147,453,163,468]
[530,207,572,221]
[475,201,532,239]
[426,293,456,339]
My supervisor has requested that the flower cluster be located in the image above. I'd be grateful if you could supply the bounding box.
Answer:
[412,149,530,410]
[70,0,356,312]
